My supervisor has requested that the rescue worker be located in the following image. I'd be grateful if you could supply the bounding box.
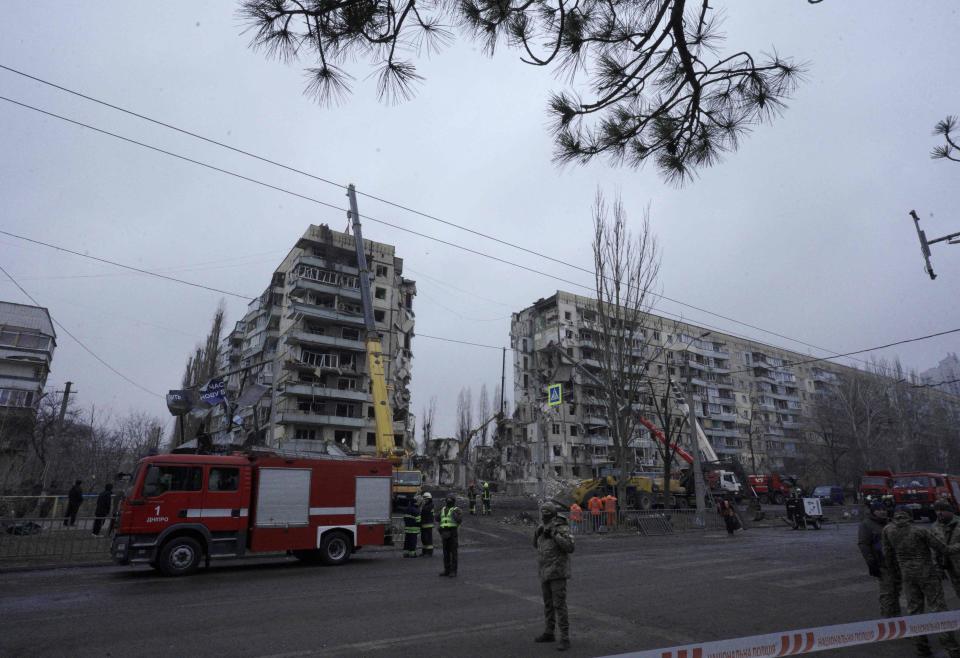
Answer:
[857,499,901,617]
[568,502,583,535]
[482,480,492,516]
[467,482,478,515]
[603,493,617,529]
[931,498,960,598]
[402,499,420,558]
[419,492,435,557]
[533,502,574,652]
[882,506,960,657]
[439,494,462,577]
[587,495,603,532]
[717,499,738,536]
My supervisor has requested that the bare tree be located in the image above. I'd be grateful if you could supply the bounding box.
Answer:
[421,396,437,448]
[932,115,960,163]
[740,394,767,475]
[456,387,474,486]
[240,0,806,183]
[173,304,225,446]
[477,384,491,447]
[589,192,663,504]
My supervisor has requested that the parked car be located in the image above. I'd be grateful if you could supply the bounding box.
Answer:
[812,485,844,506]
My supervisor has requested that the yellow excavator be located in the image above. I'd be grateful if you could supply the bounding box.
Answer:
[348,185,421,509]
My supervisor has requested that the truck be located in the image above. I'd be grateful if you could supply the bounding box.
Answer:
[110,450,394,576]
[748,474,798,505]
[891,471,958,521]
[859,470,894,502]
[570,473,687,511]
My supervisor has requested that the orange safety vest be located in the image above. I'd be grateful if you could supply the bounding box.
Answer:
[604,496,617,512]
[569,503,583,522]
[588,497,603,515]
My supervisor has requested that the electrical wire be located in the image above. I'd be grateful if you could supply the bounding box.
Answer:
[0,229,254,300]
[0,68,895,367]
[0,264,163,398]
[416,334,507,351]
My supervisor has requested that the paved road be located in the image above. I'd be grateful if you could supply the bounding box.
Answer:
[1,517,955,657]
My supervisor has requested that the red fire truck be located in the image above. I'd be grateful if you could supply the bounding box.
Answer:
[748,474,798,505]
[859,470,894,501]
[891,471,959,520]
[111,451,394,576]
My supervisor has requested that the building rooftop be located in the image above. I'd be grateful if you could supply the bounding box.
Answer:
[0,301,56,340]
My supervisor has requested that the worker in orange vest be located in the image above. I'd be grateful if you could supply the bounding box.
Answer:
[604,494,617,529]
[569,502,583,534]
[587,496,603,532]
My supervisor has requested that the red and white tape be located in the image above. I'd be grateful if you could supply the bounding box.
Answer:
[602,610,960,658]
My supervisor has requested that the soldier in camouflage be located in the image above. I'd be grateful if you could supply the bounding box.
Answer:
[882,507,960,657]
[533,502,575,652]
[931,498,960,598]
[857,500,900,617]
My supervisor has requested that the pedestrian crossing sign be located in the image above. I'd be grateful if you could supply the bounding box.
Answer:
[547,383,562,407]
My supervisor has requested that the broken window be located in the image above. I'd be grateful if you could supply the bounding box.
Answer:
[564,311,571,320]
[375,287,386,299]
[552,423,560,435]
[552,445,562,457]
[374,310,385,322]
[366,432,376,447]
[342,327,360,341]
[334,430,353,446]
[295,428,317,441]
[569,425,578,436]
[376,264,388,278]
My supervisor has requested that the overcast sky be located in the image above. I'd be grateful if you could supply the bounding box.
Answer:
[1,2,957,438]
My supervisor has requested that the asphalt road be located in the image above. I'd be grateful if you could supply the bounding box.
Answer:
[1,516,955,658]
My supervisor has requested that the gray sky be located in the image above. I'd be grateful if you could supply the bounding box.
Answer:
[1,2,958,437]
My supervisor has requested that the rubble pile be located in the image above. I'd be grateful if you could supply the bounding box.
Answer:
[500,511,537,526]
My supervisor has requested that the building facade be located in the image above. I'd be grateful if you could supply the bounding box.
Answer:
[217,224,416,455]
[0,301,56,492]
[510,291,845,479]
[920,353,960,398]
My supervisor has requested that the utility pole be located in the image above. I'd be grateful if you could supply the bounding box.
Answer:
[910,210,960,280]
[685,368,706,527]
[41,381,72,494]
[500,347,506,417]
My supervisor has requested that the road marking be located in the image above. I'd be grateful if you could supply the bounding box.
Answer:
[470,581,694,645]
[256,618,538,657]
[723,564,814,580]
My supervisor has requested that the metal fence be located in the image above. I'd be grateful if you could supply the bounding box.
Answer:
[569,507,732,536]
[0,495,114,521]
[0,515,114,563]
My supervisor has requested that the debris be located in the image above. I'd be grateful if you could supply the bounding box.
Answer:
[500,512,537,526]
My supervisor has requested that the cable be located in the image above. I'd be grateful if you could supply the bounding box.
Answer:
[913,377,960,390]
[0,67,892,366]
[0,264,163,398]
[416,333,508,351]
[0,229,254,300]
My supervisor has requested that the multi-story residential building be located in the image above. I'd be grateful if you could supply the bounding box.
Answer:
[217,224,416,455]
[920,353,960,398]
[0,301,56,491]
[510,291,845,480]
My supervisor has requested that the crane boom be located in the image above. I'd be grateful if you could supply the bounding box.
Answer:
[347,184,400,463]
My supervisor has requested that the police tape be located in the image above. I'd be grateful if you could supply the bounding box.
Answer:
[601,610,960,658]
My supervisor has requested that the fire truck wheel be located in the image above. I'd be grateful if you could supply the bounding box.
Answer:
[158,536,203,576]
[319,531,352,566]
[772,493,785,506]
[636,493,653,511]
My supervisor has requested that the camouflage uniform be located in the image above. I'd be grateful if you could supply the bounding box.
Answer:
[858,514,901,617]
[882,512,960,657]
[534,509,575,646]
[931,516,960,598]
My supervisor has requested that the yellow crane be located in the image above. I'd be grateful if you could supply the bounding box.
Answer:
[347,185,421,509]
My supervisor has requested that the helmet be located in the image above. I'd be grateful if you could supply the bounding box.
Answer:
[422,492,432,500]
[446,495,456,505]
[868,499,886,512]
[540,502,558,517]
[934,499,954,512]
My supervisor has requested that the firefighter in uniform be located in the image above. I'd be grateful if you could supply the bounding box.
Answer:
[439,495,462,577]
[402,500,420,558]
[883,506,960,657]
[932,498,960,598]
[858,499,900,617]
[419,492,435,557]
[533,502,574,652]
[467,483,478,515]
[482,481,492,516]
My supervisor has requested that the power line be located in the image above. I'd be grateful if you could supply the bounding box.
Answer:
[416,333,508,351]
[913,377,960,390]
[0,229,254,300]
[0,264,163,398]
[0,67,889,366]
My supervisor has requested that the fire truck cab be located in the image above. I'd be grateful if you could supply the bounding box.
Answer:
[111,451,393,576]
[892,471,956,521]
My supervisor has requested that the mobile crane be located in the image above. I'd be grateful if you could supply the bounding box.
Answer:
[348,185,422,509]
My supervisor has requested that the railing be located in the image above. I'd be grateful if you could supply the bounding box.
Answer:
[0,515,114,563]
[568,507,732,536]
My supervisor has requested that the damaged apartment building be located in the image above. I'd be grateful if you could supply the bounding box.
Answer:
[217,224,416,454]
[511,291,846,482]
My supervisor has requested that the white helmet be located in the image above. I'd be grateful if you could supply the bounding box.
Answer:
[422,492,432,499]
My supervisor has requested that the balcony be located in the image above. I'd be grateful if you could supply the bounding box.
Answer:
[584,435,612,446]
[282,384,369,402]
[289,302,366,327]
[298,255,359,277]
[289,276,362,301]
[287,331,366,352]
[276,411,367,428]
[584,415,609,427]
